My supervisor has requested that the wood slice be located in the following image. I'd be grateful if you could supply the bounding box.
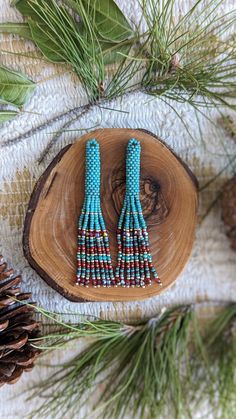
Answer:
[23,129,198,302]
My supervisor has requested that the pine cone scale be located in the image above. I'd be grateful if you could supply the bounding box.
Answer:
[0,303,35,323]
[0,332,28,350]
[0,263,12,274]
[0,363,15,377]
[0,365,23,386]
[0,262,7,273]
[0,319,9,332]
[0,292,32,309]
[221,174,236,251]
[0,268,14,280]
[0,297,12,308]
[0,276,21,292]
[10,319,40,332]
[1,349,39,366]
[0,257,40,386]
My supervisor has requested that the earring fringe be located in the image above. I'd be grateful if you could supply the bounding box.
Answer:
[76,139,115,288]
[115,139,162,288]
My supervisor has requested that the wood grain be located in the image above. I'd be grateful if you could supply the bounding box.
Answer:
[23,129,198,302]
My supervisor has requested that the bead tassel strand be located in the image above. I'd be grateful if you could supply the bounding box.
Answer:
[115,138,162,288]
[76,139,115,287]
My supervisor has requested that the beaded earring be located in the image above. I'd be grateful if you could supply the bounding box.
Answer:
[76,139,115,288]
[115,138,162,288]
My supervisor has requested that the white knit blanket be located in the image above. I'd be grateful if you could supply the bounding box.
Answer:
[0,0,236,417]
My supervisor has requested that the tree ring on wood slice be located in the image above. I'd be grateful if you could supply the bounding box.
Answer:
[23,128,198,302]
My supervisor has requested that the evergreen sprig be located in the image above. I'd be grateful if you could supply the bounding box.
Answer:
[0,0,235,153]
[1,0,235,110]
[11,0,136,103]
[24,303,236,418]
[26,305,204,419]
[203,304,236,418]
[140,0,236,109]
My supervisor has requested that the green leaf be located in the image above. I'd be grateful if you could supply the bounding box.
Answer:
[13,0,133,60]
[0,22,32,40]
[88,0,133,42]
[0,110,19,123]
[28,20,64,62]
[12,0,44,21]
[0,65,35,107]
[65,0,133,42]
[13,1,79,63]
[101,40,132,65]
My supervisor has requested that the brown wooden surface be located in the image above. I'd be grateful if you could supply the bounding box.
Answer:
[23,128,198,302]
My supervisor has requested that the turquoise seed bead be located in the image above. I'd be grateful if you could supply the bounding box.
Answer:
[115,138,161,288]
[77,139,115,287]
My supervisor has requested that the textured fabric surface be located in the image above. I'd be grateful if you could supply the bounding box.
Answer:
[0,0,236,417]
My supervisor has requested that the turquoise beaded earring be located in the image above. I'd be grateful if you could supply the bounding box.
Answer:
[115,138,162,288]
[76,139,115,288]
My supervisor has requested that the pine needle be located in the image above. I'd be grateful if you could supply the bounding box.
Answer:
[27,306,200,419]
[204,305,236,419]
[11,0,236,110]
[139,0,236,111]
[1,0,235,155]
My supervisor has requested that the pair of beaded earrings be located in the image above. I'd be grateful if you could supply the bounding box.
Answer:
[76,138,161,289]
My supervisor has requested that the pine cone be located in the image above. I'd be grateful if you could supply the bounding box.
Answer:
[221,175,236,251]
[0,256,40,386]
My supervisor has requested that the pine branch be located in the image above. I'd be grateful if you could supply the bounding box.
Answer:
[200,305,236,418]
[4,300,232,418]
[0,88,141,159]
[0,0,235,159]
[0,104,90,149]
[139,0,236,110]
[26,305,204,419]
[37,104,92,164]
